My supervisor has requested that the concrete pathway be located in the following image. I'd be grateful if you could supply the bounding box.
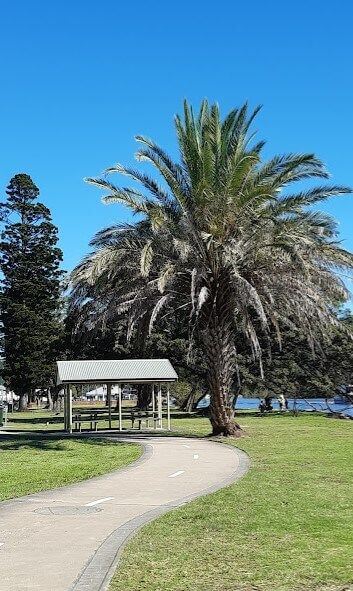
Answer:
[0,436,249,591]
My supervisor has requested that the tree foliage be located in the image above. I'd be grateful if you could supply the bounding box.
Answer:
[69,101,353,435]
[237,311,353,399]
[0,174,63,409]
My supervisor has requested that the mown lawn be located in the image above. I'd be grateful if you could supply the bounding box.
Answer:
[4,409,64,430]
[0,435,141,501]
[110,414,353,591]
[4,406,151,431]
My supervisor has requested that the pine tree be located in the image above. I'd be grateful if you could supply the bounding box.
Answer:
[0,174,63,410]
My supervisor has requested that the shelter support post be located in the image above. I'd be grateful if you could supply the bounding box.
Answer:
[63,388,67,430]
[118,384,122,431]
[167,385,171,431]
[152,383,155,413]
[66,384,72,433]
[107,383,112,429]
[158,383,162,429]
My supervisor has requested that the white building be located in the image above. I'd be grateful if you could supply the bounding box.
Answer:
[0,385,19,405]
[83,384,137,401]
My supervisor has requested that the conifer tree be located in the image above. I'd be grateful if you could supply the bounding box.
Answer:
[0,174,63,410]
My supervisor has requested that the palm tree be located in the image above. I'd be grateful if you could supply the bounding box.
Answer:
[70,101,353,436]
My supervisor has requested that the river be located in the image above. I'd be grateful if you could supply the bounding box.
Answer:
[197,396,353,417]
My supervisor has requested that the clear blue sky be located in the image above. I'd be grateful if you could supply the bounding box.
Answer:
[1,1,353,286]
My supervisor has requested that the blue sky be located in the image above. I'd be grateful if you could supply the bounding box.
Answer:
[1,0,352,285]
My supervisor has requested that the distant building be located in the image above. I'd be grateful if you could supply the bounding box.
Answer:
[83,384,137,401]
[0,385,19,405]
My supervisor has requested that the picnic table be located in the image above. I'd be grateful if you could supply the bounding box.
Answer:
[72,408,161,431]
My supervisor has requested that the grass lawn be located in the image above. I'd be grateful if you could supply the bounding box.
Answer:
[109,413,353,591]
[4,404,154,431]
[4,409,64,430]
[0,435,141,501]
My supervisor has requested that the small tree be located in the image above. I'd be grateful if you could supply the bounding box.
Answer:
[0,174,63,410]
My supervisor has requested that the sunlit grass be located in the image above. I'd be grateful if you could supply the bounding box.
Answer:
[4,404,144,431]
[3,409,353,589]
[0,435,141,501]
[110,414,353,591]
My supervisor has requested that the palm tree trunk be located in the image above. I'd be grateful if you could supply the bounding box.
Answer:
[201,272,243,437]
[203,328,242,436]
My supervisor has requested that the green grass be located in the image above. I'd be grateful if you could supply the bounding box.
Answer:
[0,435,141,501]
[4,406,136,431]
[109,414,353,591]
[4,408,353,589]
[4,409,64,430]
[4,405,170,431]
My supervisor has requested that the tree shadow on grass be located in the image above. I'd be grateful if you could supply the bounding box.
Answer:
[0,434,121,452]
[235,410,324,419]
[7,415,63,426]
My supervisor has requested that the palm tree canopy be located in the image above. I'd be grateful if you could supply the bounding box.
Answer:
[71,101,353,365]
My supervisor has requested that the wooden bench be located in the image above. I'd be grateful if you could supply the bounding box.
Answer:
[74,411,124,430]
[130,411,160,429]
[72,410,161,431]
[73,414,99,432]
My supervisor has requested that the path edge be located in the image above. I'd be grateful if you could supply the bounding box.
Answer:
[0,437,152,510]
[69,443,250,591]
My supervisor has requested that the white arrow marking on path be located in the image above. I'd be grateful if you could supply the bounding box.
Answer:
[85,497,114,507]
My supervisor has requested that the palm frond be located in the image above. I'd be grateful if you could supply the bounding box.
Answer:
[140,240,154,276]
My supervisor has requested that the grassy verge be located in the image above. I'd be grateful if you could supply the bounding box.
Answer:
[4,406,174,431]
[110,414,353,591]
[4,408,133,431]
[4,410,63,430]
[0,435,141,501]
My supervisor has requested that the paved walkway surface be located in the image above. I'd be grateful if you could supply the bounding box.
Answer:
[0,436,249,591]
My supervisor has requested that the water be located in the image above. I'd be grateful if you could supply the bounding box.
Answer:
[197,395,353,417]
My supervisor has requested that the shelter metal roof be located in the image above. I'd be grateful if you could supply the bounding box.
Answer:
[57,359,178,385]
